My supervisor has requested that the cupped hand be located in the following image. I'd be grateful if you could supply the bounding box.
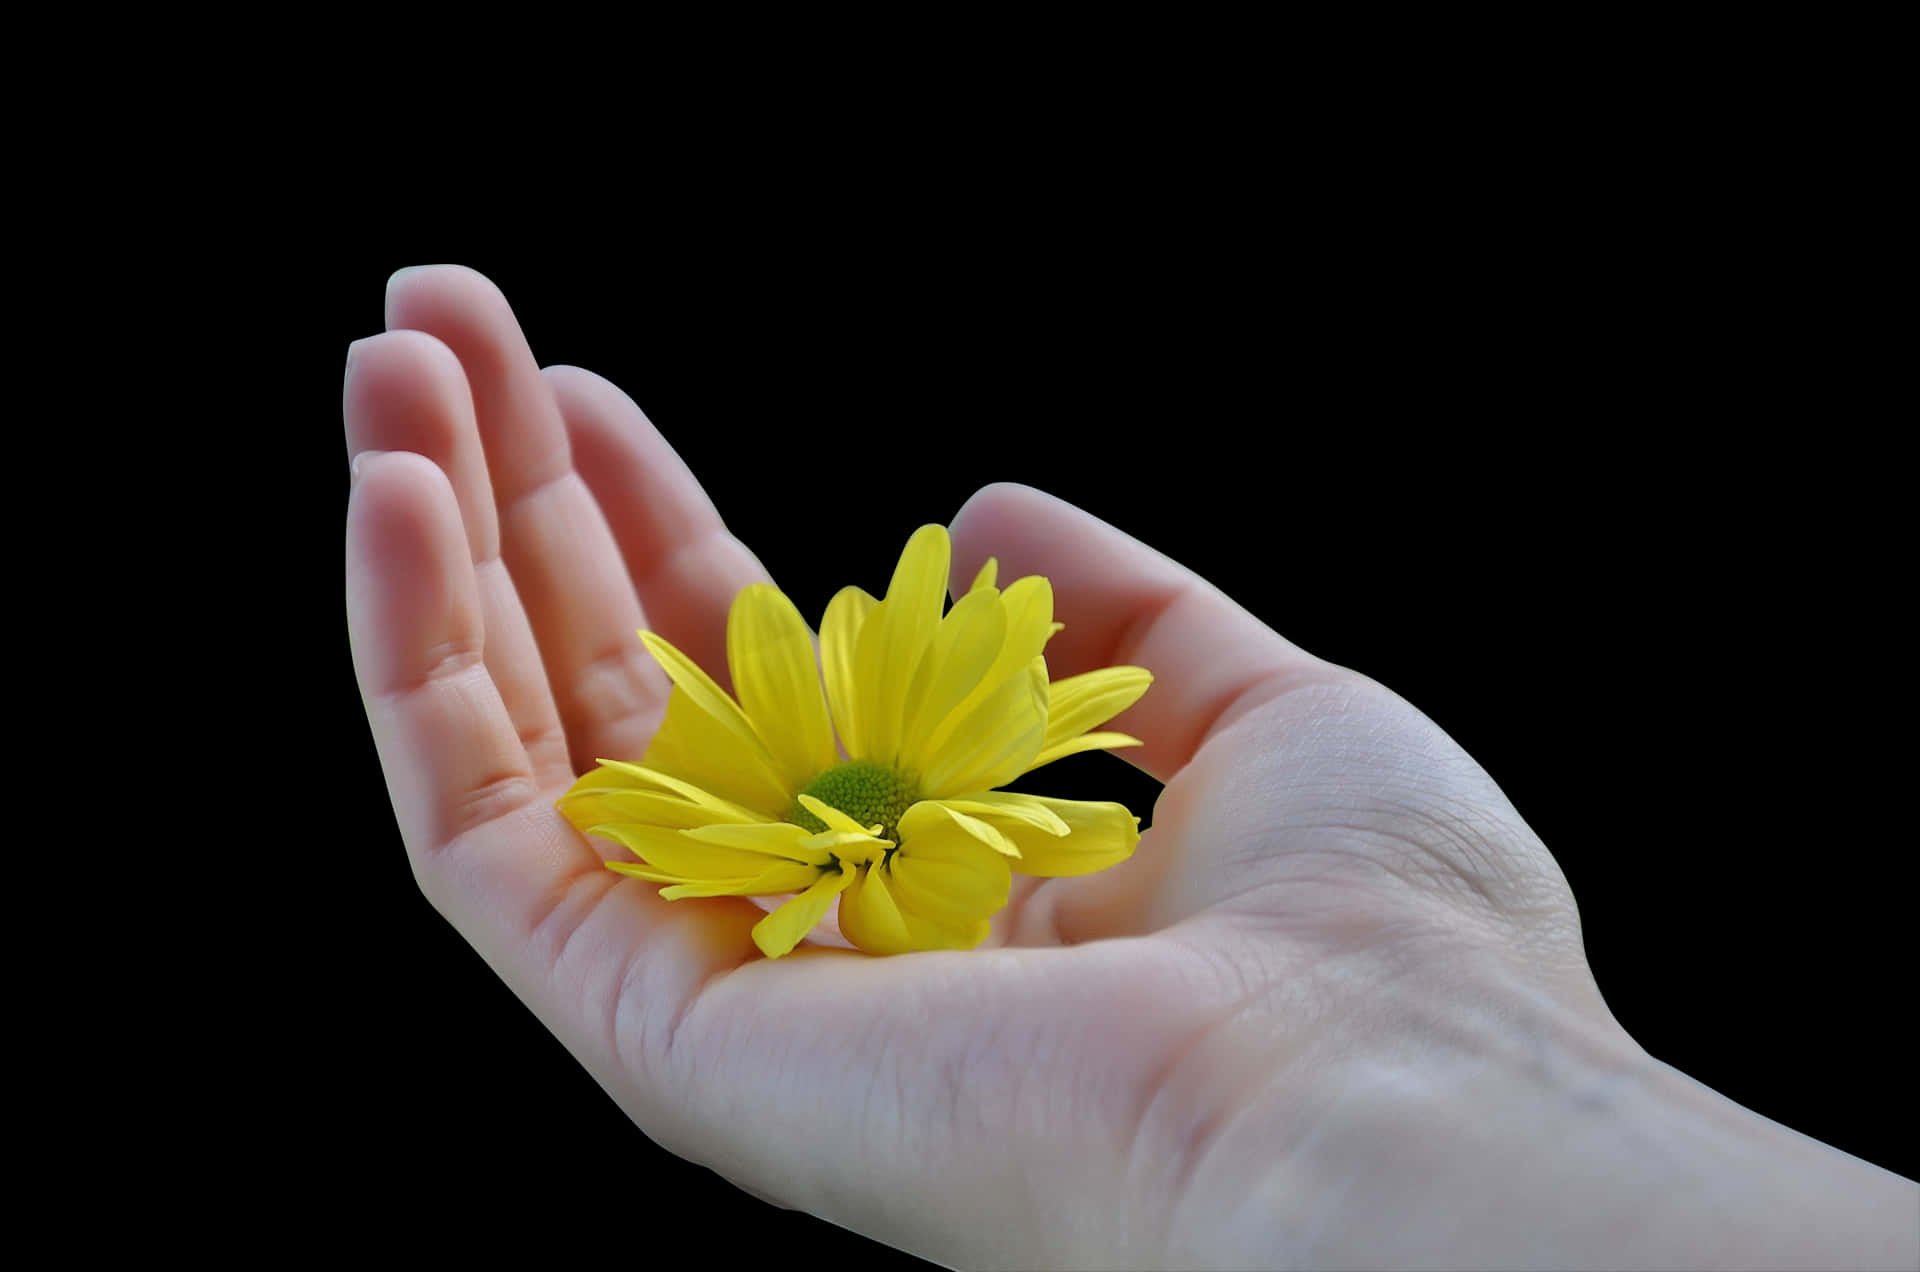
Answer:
[345,267,1909,1271]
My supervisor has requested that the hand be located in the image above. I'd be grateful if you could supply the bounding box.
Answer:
[346,266,1916,1269]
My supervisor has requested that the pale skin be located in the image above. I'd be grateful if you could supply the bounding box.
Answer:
[346,266,1917,1271]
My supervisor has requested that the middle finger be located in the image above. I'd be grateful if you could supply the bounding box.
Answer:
[384,265,669,775]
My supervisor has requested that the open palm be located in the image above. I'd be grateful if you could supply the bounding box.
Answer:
[348,267,1635,1269]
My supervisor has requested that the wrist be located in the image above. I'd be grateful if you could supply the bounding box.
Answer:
[1299,966,1918,1269]
[1171,958,1916,1270]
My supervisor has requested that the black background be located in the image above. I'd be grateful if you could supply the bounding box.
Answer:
[249,191,1906,1262]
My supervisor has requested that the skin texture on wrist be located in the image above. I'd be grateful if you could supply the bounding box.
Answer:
[1157,954,1917,1271]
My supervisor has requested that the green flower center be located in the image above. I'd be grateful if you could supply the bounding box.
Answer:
[788,760,920,843]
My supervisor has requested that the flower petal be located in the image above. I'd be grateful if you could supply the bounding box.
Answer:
[655,861,824,898]
[852,525,951,767]
[643,685,796,818]
[604,859,823,897]
[934,791,1072,837]
[728,583,838,792]
[994,576,1058,673]
[804,829,892,865]
[588,824,787,880]
[920,576,1055,762]
[604,860,689,884]
[561,787,758,832]
[751,865,855,958]
[837,864,914,955]
[895,909,992,951]
[820,585,877,761]
[969,557,998,592]
[888,859,1008,933]
[639,632,795,816]
[1027,731,1147,771]
[918,656,1049,797]
[682,821,834,865]
[899,800,1021,858]
[794,793,876,837]
[557,760,768,831]
[1034,666,1153,765]
[897,586,1007,777]
[889,810,1013,926]
[975,795,1142,877]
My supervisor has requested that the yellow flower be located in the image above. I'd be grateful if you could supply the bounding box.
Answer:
[557,525,1152,957]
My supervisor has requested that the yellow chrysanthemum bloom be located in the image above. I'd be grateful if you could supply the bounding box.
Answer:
[557,524,1152,957]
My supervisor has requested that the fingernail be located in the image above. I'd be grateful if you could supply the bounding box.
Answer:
[344,337,368,390]
[386,264,436,293]
[350,448,389,487]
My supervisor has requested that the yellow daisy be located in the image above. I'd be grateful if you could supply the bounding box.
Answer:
[557,524,1152,957]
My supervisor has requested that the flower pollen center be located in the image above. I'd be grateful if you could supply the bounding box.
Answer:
[788,760,920,843]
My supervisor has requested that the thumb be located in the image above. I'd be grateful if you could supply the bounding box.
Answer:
[949,484,1578,957]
